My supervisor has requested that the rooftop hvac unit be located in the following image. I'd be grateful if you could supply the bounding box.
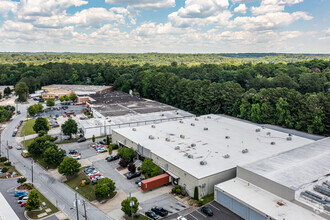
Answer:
[314,185,330,197]
[270,142,276,145]
[195,118,199,121]
[255,128,261,132]
[223,154,230,159]
[286,137,292,141]
[161,114,164,116]
[191,143,196,147]
[184,153,189,157]
[200,161,207,165]
[132,128,136,131]
[242,149,249,154]
[179,121,184,124]
[261,126,265,129]
[225,136,230,139]
[188,154,194,159]
[176,112,179,115]
[180,135,185,139]
[165,138,170,142]
[149,135,154,140]
[203,127,208,131]
[266,132,271,136]
[151,125,156,128]
[207,116,211,119]
[191,123,195,126]
[325,204,330,212]
[174,146,180,150]
[288,133,292,136]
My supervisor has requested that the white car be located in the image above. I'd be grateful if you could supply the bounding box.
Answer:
[18,196,28,204]
[97,147,106,153]
[87,170,100,176]
[177,216,188,220]
[71,154,81,160]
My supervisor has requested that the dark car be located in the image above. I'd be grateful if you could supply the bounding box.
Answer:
[84,167,95,174]
[69,150,78,155]
[106,155,120,162]
[135,178,144,184]
[17,111,21,114]
[201,207,213,216]
[77,137,86,143]
[99,141,106,145]
[151,207,168,217]
[145,211,159,220]
[127,172,141,179]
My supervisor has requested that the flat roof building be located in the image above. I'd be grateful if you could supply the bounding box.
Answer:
[0,192,20,220]
[214,137,330,220]
[112,114,314,198]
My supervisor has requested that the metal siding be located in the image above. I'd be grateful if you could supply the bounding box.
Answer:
[232,200,248,219]
[249,209,266,220]
[217,190,232,209]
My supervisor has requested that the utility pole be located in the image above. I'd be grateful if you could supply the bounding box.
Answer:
[75,193,79,220]
[31,160,34,186]
[83,200,87,220]
[6,148,9,161]
[0,128,2,156]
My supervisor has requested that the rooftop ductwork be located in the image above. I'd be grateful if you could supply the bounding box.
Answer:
[200,161,207,165]
[242,149,248,154]
[180,135,185,139]
[151,125,156,128]
[223,154,230,159]
[204,127,208,131]
[149,135,154,140]
[174,146,180,150]
[255,128,261,132]
[191,123,195,126]
[132,128,136,131]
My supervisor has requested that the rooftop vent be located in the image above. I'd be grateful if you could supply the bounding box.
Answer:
[191,143,196,147]
[195,118,199,121]
[207,116,211,119]
[161,114,164,116]
[151,125,156,128]
[176,112,179,115]
[179,121,184,124]
[225,136,230,139]
[271,141,276,145]
[132,128,136,131]
[286,137,292,141]
[266,132,271,136]
[174,146,180,150]
[223,154,230,159]
[200,161,207,165]
[165,138,170,142]
[203,127,208,131]
[242,149,249,154]
[149,135,154,140]
[255,128,261,132]
[184,153,189,157]
[188,154,194,159]
[191,123,195,126]
[261,126,265,129]
[180,135,185,139]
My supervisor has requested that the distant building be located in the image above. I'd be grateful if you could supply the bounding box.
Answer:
[112,114,314,199]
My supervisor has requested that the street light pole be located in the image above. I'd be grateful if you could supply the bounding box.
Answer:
[75,193,79,220]
[83,200,87,220]
[6,148,9,161]
[31,160,34,186]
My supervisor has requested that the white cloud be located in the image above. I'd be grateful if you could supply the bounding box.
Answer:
[106,0,175,11]
[251,0,304,15]
[234,4,247,14]
[0,0,18,18]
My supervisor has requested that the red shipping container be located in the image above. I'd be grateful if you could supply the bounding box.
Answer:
[141,173,170,191]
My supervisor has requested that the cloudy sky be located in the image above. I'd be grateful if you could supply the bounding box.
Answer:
[0,0,329,53]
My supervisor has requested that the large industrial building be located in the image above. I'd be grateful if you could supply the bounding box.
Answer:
[41,84,113,99]
[215,137,330,220]
[112,114,316,199]
[79,92,194,138]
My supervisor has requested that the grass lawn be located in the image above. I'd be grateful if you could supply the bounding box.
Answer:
[0,161,21,178]
[26,188,59,219]
[200,193,214,206]
[20,119,37,136]
[23,138,35,148]
[136,214,151,220]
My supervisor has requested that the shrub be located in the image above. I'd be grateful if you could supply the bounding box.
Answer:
[4,161,11,166]
[181,191,186,196]
[1,167,8,173]
[175,185,181,190]
[175,188,182,194]
[194,186,199,200]
[17,177,27,185]
[119,158,129,168]
[0,157,8,162]
[171,188,176,193]
[197,200,204,207]
[128,163,136,173]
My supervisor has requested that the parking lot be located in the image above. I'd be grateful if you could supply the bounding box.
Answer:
[182,201,243,220]
[35,104,84,118]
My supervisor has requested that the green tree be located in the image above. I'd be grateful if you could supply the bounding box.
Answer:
[17,177,27,185]
[28,135,57,157]
[141,159,160,178]
[28,104,43,117]
[95,178,116,198]
[59,96,65,102]
[61,119,78,138]
[128,163,136,173]
[43,146,65,167]
[106,136,111,145]
[275,98,292,128]
[25,189,41,211]
[58,158,81,177]
[46,98,55,107]
[69,93,77,102]
[118,147,135,160]
[121,197,139,217]
[4,87,11,95]
[15,81,29,102]
[64,95,70,101]
[194,186,199,200]
[108,145,113,156]
[33,117,49,133]
[92,135,95,143]
[249,103,261,123]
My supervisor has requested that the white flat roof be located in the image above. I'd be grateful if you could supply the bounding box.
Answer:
[215,178,325,220]
[113,114,313,179]
[242,138,330,190]
[0,192,20,220]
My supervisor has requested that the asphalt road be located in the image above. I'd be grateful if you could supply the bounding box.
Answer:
[0,101,111,220]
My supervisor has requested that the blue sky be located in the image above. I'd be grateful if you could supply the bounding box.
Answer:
[0,0,329,53]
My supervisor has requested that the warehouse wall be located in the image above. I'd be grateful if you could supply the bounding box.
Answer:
[237,166,295,201]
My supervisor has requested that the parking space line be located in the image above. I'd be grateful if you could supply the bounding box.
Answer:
[188,213,199,220]
[196,210,207,218]
[208,203,220,211]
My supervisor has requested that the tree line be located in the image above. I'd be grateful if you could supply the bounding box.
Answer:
[1,59,329,135]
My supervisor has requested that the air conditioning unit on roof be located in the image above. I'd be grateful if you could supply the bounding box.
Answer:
[191,123,195,126]
[204,127,208,131]
[200,161,207,165]
[223,154,230,159]
[149,135,154,140]
[180,135,185,139]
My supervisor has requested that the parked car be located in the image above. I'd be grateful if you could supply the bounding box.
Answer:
[77,137,86,143]
[177,216,188,220]
[21,150,30,158]
[71,154,81,160]
[16,146,22,150]
[12,131,17,137]
[96,147,106,153]
[106,155,120,162]
[14,191,28,197]
[151,207,168,217]
[135,178,144,184]
[201,207,213,216]
[145,211,159,220]
[69,150,79,155]
[87,170,100,176]
[21,202,27,207]
[17,111,21,114]
[99,141,106,145]
[127,172,141,179]
[84,167,95,174]
[17,196,29,204]
[79,117,87,120]
[89,173,102,179]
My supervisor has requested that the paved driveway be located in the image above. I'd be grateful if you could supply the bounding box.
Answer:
[58,141,98,160]
[35,105,84,118]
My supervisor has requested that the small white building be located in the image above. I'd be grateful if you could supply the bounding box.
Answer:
[112,114,314,198]
[0,192,20,220]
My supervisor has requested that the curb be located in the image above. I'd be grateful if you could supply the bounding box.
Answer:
[24,210,59,220]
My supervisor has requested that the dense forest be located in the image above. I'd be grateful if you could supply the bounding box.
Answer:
[0,53,329,66]
[0,58,329,136]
